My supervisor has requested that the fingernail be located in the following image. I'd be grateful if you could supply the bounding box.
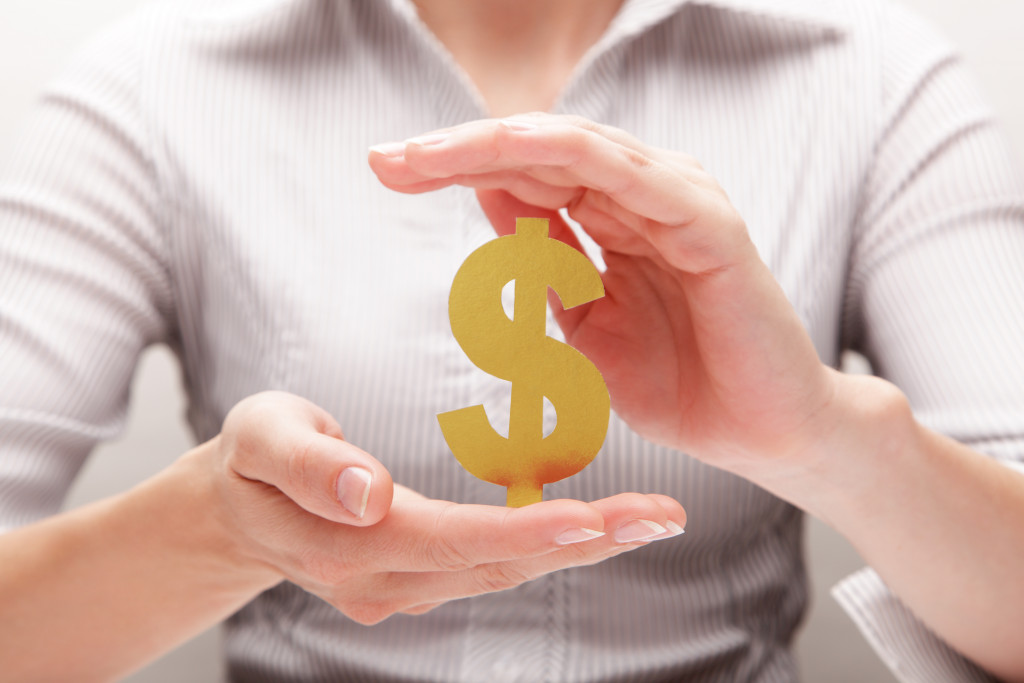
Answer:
[499,119,538,132]
[614,519,666,543]
[337,467,373,519]
[369,141,406,157]
[405,133,449,146]
[650,520,686,541]
[554,527,605,545]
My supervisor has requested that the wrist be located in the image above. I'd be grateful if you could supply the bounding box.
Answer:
[0,441,284,681]
[140,440,284,596]
[741,369,920,526]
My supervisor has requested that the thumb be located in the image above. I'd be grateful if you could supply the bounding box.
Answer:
[223,392,394,526]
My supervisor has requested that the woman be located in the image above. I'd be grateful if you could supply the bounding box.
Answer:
[1,0,1022,681]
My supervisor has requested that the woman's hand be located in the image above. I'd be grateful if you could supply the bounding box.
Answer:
[208,391,686,624]
[369,114,837,474]
[371,116,1024,680]
[0,390,684,681]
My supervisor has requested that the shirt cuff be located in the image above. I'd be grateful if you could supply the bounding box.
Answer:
[832,568,998,682]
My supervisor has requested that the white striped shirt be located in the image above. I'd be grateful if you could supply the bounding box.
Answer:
[1,0,1022,680]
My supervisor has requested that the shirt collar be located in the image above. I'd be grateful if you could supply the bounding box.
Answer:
[599,0,849,52]
[388,0,850,38]
[682,0,850,31]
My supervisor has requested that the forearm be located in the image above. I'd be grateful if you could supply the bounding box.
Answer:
[0,445,280,683]
[0,390,689,682]
[751,371,1024,682]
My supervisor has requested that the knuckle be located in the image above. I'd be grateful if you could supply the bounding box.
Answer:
[222,427,260,476]
[562,113,592,130]
[425,533,477,572]
[638,215,668,242]
[321,577,398,625]
[223,393,291,466]
[473,563,533,594]
[423,506,477,571]
[568,189,598,215]
[600,147,656,197]
[343,599,397,626]
[624,146,655,172]
[557,125,593,159]
[284,435,321,492]
[565,114,613,139]
[550,541,597,565]
[672,151,702,169]
[621,149,659,188]
[228,391,287,425]
[402,602,443,616]
[294,547,352,586]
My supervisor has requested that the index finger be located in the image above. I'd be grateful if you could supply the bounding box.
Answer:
[348,491,679,573]
[370,117,706,226]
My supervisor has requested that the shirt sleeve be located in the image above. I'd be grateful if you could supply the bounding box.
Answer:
[838,3,1024,680]
[0,8,173,532]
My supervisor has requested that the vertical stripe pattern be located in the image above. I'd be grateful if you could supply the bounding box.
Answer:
[1,0,1022,681]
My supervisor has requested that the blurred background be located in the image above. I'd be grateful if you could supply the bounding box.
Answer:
[2,1,1022,681]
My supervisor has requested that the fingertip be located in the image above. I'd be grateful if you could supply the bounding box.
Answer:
[339,458,393,527]
[665,520,686,536]
[336,466,373,519]
[588,492,674,541]
[368,141,406,158]
[497,118,539,133]
[361,465,394,526]
[646,493,687,530]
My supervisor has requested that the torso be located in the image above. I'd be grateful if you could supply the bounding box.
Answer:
[149,0,875,679]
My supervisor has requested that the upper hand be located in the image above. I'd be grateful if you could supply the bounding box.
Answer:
[369,114,838,472]
[204,391,686,624]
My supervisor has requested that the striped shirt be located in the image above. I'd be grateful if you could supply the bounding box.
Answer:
[1,0,1022,680]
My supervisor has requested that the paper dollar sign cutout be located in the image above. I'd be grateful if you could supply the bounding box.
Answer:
[438,217,610,507]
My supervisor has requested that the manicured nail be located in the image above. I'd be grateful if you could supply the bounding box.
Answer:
[614,519,666,543]
[369,141,406,157]
[499,119,538,132]
[337,467,373,519]
[650,520,686,541]
[405,132,449,146]
[555,527,605,545]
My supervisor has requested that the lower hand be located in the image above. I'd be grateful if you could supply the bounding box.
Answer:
[206,391,686,624]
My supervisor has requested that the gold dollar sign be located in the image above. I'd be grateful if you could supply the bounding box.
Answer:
[438,217,610,507]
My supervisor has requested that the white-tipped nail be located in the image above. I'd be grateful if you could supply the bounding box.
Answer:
[665,520,685,536]
[647,520,686,541]
[369,141,406,157]
[554,527,605,545]
[499,119,538,132]
[337,467,373,519]
[614,519,666,543]
[405,132,449,146]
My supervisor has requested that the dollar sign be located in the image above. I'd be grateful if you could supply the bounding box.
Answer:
[438,217,610,507]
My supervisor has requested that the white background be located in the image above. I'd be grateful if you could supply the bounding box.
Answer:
[2,1,1022,681]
